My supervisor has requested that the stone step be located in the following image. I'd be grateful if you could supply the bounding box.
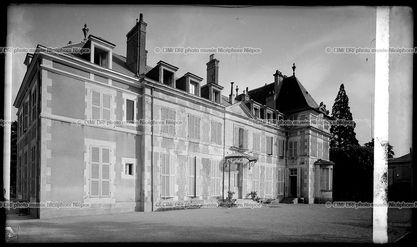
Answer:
[280,197,298,204]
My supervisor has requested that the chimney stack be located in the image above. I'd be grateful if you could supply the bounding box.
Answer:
[206,54,219,84]
[229,82,234,104]
[273,69,284,110]
[126,13,148,77]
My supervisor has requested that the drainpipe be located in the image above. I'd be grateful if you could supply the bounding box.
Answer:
[222,103,226,200]
[150,87,154,211]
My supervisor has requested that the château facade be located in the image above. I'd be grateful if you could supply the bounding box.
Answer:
[13,14,334,218]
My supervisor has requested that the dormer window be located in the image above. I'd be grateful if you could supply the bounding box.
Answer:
[254,107,260,118]
[86,35,115,69]
[266,111,272,123]
[190,80,198,95]
[163,69,174,86]
[94,47,109,67]
[175,72,202,96]
[213,90,220,104]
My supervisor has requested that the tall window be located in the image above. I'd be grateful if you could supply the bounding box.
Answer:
[318,141,323,159]
[288,141,293,158]
[90,147,111,197]
[266,136,273,155]
[210,121,222,145]
[253,133,261,152]
[234,127,247,149]
[252,166,260,193]
[293,141,298,157]
[161,107,176,136]
[23,151,27,198]
[323,141,329,160]
[265,166,273,196]
[279,139,285,158]
[126,99,135,122]
[160,153,175,198]
[92,90,111,120]
[30,146,36,196]
[277,167,284,195]
[321,167,332,191]
[31,88,37,122]
[188,114,200,140]
[210,160,221,196]
[187,156,196,196]
[23,101,28,132]
[288,141,298,158]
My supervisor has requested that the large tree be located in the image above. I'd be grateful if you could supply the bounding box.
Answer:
[330,84,359,148]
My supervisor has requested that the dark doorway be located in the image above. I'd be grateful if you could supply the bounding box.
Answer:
[290,176,297,197]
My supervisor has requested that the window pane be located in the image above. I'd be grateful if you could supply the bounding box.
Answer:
[103,94,111,108]
[92,91,100,106]
[91,163,100,179]
[102,164,110,179]
[101,181,110,196]
[92,107,100,120]
[126,99,134,121]
[92,147,100,162]
[91,181,99,196]
[103,109,110,120]
[102,148,109,163]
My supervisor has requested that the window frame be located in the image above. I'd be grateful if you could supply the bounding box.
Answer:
[121,158,136,179]
[91,90,113,121]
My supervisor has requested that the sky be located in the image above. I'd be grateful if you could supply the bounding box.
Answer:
[7,5,413,157]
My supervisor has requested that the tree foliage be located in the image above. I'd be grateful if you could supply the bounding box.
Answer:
[330,84,359,148]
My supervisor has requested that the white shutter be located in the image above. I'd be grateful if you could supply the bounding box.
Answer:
[196,158,201,196]
[233,125,238,147]
[297,167,301,197]
[170,154,175,197]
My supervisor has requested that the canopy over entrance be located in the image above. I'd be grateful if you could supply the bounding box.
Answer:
[224,152,258,168]
[222,152,258,200]
[314,159,335,167]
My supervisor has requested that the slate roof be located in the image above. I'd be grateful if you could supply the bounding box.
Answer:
[60,41,153,77]
[248,75,320,114]
[389,152,412,164]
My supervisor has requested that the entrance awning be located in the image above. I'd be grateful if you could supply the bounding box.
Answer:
[224,152,258,170]
[314,159,335,166]
[224,153,258,163]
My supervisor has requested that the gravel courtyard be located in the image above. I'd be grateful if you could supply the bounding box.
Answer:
[6,204,411,243]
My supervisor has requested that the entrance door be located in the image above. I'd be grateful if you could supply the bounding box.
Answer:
[237,164,243,199]
[289,168,297,197]
[290,176,297,197]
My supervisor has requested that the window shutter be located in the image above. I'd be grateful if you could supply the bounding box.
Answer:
[196,158,201,196]
[168,154,173,197]
[294,141,298,157]
[126,99,134,121]
[243,129,248,149]
[233,126,238,147]
[297,167,301,197]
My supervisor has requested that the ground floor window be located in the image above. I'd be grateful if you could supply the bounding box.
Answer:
[277,167,284,195]
[265,166,273,196]
[252,165,260,193]
[90,146,111,197]
[210,160,221,196]
[160,153,175,198]
[187,156,196,196]
[321,167,332,191]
